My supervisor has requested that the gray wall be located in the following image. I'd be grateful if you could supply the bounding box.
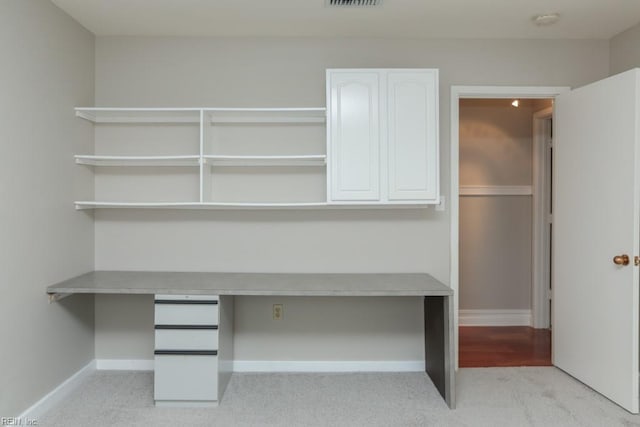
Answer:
[459,99,536,311]
[610,22,640,75]
[92,37,608,361]
[0,0,95,416]
[459,99,534,187]
[460,197,532,310]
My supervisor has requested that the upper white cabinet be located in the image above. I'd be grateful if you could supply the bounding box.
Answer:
[327,69,439,204]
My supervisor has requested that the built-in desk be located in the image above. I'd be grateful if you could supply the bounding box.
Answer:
[47,271,455,408]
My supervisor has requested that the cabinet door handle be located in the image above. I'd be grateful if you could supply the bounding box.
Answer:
[154,350,218,356]
[155,325,218,330]
[154,300,218,305]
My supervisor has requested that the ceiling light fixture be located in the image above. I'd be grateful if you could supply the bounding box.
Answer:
[532,13,560,26]
[512,100,519,108]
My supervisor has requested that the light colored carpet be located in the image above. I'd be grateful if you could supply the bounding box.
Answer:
[39,368,640,426]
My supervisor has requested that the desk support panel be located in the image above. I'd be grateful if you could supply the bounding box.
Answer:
[425,295,455,409]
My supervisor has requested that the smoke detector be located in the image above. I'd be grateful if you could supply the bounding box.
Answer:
[326,0,383,7]
[532,13,560,26]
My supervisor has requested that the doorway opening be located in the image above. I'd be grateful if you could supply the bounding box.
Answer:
[458,98,552,367]
[450,86,569,368]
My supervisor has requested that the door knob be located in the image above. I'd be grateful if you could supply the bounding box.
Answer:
[613,254,630,266]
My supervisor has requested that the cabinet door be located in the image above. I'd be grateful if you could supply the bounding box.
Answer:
[386,71,438,201]
[328,71,380,201]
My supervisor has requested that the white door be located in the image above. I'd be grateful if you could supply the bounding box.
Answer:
[554,69,640,413]
[327,71,380,201]
[386,70,438,201]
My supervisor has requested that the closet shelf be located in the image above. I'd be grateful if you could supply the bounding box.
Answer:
[75,155,201,167]
[459,185,533,196]
[203,155,326,167]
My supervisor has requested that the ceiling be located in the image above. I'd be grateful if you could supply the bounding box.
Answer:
[51,0,640,40]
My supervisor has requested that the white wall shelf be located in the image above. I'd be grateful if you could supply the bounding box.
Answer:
[203,155,326,167]
[74,201,432,210]
[205,108,326,124]
[76,106,328,207]
[76,107,326,124]
[76,108,202,123]
[75,155,201,167]
[74,201,326,210]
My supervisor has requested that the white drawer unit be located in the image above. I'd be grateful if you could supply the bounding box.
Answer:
[153,294,233,407]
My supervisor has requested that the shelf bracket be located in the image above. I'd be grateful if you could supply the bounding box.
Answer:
[48,293,71,303]
[75,110,97,122]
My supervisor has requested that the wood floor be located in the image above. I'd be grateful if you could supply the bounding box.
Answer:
[459,326,552,367]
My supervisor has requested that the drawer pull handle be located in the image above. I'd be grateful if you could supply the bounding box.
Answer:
[154,350,218,356]
[155,325,218,330]
[154,300,218,305]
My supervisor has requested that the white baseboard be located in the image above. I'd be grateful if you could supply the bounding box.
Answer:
[459,309,532,326]
[89,359,425,373]
[96,359,154,371]
[233,360,425,372]
[18,360,96,420]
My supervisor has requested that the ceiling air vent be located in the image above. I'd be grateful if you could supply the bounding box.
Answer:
[326,0,383,7]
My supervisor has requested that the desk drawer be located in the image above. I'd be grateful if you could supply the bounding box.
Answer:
[155,328,218,351]
[155,294,218,302]
[155,301,219,326]
[154,353,218,401]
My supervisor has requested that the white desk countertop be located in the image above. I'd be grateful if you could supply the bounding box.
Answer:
[47,271,452,297]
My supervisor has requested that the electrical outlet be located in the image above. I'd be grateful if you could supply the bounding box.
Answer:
[273,304,283,320]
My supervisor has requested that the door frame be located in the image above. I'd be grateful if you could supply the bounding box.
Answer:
[532,106,554,328]
[450,86,569,368]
